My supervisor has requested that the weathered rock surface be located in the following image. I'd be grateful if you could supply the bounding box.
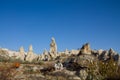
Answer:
[78,43,91,55]
[49,37,58,58]
[18,46,25,61]
[25,45,37,62]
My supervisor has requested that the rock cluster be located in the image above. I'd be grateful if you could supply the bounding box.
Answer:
[38,37,59,61]
[0,38,119,65]
[0,40,120,80]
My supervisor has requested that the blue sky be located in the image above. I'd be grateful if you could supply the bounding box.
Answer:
[0,0,120,54]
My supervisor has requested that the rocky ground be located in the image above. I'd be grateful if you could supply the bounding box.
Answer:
[0,43,120,80]
[0,61,82,80]
[0,53,120,80]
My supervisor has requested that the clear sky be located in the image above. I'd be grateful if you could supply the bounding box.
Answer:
[0,0,120,54]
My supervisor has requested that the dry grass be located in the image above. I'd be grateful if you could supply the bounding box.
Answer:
[87,58,120,80]
[0,63,19,80]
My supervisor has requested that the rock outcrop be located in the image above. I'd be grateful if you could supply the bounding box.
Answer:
[65,49,69,55]
[108,48,116,57]
[25,45,37,62]
[43,49,51,61]
[70,49,79,55]
[78,43,91,56]
[49,37,57,58]
[0,49,10,61]
[18,46,25,61]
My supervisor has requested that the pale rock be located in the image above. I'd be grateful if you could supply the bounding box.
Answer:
[25,45,37,62]
[32,66,38,72]
[79,69,88,80]
[108,48,116,56]
[49,37,57,58]
[54,61,63,71]
[18,46,25,61]
[43,49,50,61]
[78,43,91,55]
[43,49,48,55]
[37,54,44,61]
[97,49,104,55]
[70,49,79,55]
[65,49,69,55]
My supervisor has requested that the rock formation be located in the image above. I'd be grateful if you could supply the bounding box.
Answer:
[0,48,10,61]
[108,48,116,57]
[70,49,79,55]
[43,49,48,55]
[25,45,36,62]
[37,54,44,61]
[78,43,91,56]
[65,49,69,55]
[18,46,25,61]
[43,49,50,61]
[97,49,104,55]
[49,37,57,58]
[79,69,88,80]
[54,61,63,70]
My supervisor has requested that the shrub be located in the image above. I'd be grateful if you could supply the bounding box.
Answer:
[86,58,120,80]
[98,58,118,79]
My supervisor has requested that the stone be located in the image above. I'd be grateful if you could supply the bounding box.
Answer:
[70,49,79,55]
[97,49,104,55]
[64,70,76,76]
[54,61,63,71]
[19,46,24,54]
[73,76,81,80]
[43,49,51,61]
[18,46,25,61]
[32,66,38,72]
[79,69,88,80]
[109,48,115,53]
[69,76,81,80]
[41,54,45,60]
[43,49,48,55]
[78,43,91,55]
[108,48,116,57]
[98,50,108,60]
[65,49,69,55]
[49,37,57,57]
[0,49,10,60]
[28,45,33,53]
[25,45,37,62]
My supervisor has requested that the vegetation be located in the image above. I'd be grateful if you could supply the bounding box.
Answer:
[86,58,120,80]
[0,50,120,80]
[98,58,120,80]
[0,63,19,80]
